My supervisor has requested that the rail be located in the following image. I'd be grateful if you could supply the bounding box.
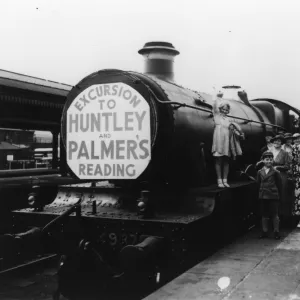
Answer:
[150,91,285,130]
[123,71,285,131]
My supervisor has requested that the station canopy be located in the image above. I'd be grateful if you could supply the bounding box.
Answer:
[0,69,72,131]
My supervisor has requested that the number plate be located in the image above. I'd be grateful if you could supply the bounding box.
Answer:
[98,232,138,248]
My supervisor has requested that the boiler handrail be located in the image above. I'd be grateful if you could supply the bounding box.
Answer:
[121,71,285,131]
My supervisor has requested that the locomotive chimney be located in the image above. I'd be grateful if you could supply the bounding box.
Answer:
[138,41,180,82]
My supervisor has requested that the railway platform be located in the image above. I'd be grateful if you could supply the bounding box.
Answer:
[144,225,300,300]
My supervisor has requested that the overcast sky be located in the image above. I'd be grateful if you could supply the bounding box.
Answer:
[1,0,300,108]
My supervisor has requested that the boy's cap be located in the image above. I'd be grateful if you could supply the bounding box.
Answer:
[262,151,274,159]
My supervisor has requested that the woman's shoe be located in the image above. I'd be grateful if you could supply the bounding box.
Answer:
[222,179,230,188]
[217,179,225,188]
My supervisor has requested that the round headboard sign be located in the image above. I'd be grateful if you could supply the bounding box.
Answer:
[66,82,151,179]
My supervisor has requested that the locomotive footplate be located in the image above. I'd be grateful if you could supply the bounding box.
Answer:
[10,180,257,256]
[14,180,256,220]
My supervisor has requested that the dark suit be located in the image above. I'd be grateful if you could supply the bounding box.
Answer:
[257,167,282,200]
[257,167,281,232]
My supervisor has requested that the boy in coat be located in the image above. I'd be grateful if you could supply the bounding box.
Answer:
[257,151,282,239]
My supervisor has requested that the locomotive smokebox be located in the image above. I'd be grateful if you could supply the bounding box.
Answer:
[138,41,179,82]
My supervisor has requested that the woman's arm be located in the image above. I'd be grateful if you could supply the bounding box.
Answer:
[212,96,221,115]
[274,151,290,171]
[283,151,291,170]
[230,122,245,140]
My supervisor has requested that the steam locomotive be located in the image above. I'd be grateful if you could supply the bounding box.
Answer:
[5,42,300,298]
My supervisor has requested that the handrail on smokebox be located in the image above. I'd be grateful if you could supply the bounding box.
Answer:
[122,71,285,131]
[148,89,285,130]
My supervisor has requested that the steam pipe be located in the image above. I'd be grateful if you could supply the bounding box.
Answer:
[42,198,82,233]
[0,197,82,260]
[123,71,286,131]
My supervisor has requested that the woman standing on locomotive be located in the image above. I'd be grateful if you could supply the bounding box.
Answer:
[212,92,244,188]
[291,133,300,216]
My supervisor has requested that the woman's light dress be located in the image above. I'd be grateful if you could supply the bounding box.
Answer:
[212,98,231,157]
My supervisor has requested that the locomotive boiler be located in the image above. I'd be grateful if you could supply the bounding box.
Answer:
[4,42,300,299]
[60,42,290,187]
